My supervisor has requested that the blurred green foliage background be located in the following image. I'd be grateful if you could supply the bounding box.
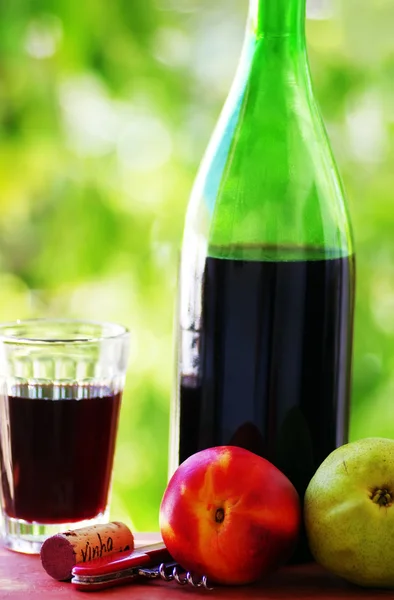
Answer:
[0,0,392,531]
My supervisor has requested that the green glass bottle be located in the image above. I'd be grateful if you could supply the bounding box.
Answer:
[170,0,355,560]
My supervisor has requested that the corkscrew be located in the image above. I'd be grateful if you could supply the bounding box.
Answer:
[71,541,213,591]
[143,561,213,589]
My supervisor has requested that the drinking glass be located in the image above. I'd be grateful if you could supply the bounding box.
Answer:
[0,319,130,554]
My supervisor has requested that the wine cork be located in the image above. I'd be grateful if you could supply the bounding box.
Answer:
[40,521,134,581]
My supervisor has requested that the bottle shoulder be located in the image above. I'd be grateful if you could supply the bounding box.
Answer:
[186,41,354,255]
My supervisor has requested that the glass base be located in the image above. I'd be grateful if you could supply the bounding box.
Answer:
[1,509,110,554]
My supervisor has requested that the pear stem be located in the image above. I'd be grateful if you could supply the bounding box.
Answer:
[371,488,392,507]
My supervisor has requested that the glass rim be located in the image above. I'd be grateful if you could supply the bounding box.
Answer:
[0,318,130,345]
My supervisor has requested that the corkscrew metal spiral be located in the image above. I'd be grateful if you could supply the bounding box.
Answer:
[139,562,213,590]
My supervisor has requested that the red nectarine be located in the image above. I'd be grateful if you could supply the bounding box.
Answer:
[160,446,300,585]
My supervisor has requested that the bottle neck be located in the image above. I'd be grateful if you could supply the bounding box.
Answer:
[249,0,306,40]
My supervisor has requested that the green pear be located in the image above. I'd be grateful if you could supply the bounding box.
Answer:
[304,437,394,588]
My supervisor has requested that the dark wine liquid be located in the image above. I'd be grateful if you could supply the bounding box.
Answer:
[178,249,355,560]
[0,389,121,523]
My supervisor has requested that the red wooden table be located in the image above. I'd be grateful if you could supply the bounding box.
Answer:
[0,533,391,599]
